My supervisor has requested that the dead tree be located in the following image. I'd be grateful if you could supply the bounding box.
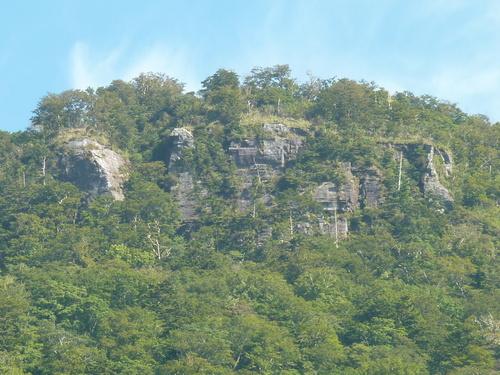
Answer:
[147,220,171,260]
[397,151,403,191]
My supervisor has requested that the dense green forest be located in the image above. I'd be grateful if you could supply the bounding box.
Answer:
[0,65,498,374]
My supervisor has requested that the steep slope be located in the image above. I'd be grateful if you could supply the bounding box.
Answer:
[0,69,498,374]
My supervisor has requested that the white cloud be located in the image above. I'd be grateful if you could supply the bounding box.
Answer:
[431,68,500,98]
[429,66,500,119]
[122,44,199,91]
[69,42,199,91]
[70,41,124,89]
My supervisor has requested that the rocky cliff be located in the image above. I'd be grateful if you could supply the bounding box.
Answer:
[164,125,454,241]
[58,138,128,200]
[421,145,454,204]
[55,126,454,241]
[164,124,460,241]
[387,143,454,205]
[164,128,201,220]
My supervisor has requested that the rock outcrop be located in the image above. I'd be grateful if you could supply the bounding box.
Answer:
[313,163,359,213]
[167,128,194,171]
[318,216,349,239]
[388,143,454,204]
[59,139,128,200]
[229,123,306,211]
[359,167,384,208]
[421,145,453,204]
[165,128,200,221]
[310,163,362,239]
[161,126,455,238]
[229,123,305,168]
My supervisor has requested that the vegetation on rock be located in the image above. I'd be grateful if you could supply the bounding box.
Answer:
[0,66,498,374]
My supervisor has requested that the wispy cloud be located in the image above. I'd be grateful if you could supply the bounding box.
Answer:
[429,65,500,118]
[69,42,199,91]
[431,68,500,98]
[70,41,125,89]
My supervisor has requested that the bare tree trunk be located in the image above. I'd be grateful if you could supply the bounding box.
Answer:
[22,171,26,188]
[42,156,46,185]
[397,151,403,191]
[334,209,339,248]
[289,210,294,236]
[147,220,171,260]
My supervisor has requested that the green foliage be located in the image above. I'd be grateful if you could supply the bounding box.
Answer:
[0,66,498,373]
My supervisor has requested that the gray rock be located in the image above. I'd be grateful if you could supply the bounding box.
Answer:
[229,140,258,168]
[230,123,306,212]
[167,128,194,172]
[59,139,128,200]
[314,182,339,211]
[170,172,198,220]
[434,147,453,177]
[359,167,384,209]
[386,142,453,204]
[230,123,305,169]
[318,216,348,238]
[165,128,202,221]
[259,123,304,166]
[422,145,453,203]
[313,163,360,212]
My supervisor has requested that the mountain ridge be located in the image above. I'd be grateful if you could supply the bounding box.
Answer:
[0,67,498,374]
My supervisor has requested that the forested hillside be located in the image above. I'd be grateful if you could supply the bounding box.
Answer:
[0,65,498,374]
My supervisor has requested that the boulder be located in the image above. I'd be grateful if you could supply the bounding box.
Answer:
[59,139,128,200]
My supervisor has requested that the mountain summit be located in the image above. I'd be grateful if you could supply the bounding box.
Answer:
[0,67,498,374]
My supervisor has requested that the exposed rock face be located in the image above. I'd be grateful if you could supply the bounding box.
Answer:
[162,126,455,237]
[435,147,453,177]
[229,139,258,168]
[310,163,386,238]
[229,123,306,211]
[59,139,128,200]
[312,163,385,214]
[229,123,304,168]
[167,128,194,172]
[314,182,339,211]
[310,163,361,239]
[313,163,359,213]
[359,167,384,208]
[260,123,304,166]
[296,216,348,239]
[318,216,349,239]
[386,142,453,205]
[172,172,198,220]
[421,145,453,204]
[165,128,199,221]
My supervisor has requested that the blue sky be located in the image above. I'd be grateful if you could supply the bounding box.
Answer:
[1,0,499,131]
